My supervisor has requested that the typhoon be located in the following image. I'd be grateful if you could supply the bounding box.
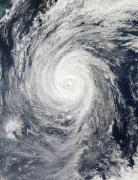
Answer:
[0,0,138,180]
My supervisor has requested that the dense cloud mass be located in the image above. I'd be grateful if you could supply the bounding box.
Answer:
[0,0,138,180]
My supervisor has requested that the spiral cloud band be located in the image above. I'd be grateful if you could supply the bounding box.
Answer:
[0,0,137,180]
[26,49,96,118]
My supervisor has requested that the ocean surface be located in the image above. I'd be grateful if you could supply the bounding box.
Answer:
[0,0,138,180]
[0,0,6,18]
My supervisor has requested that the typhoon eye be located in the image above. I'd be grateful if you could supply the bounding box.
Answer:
[62,78,75,90]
